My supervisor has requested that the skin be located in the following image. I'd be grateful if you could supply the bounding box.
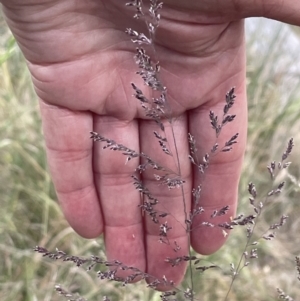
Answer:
[1,0,300,289]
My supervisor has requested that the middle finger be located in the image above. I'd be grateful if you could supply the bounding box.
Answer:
[139,114,192,288]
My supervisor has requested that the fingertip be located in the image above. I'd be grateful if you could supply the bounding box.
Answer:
[146,259,187,292]
[64,213,104,239]
[191,208,235,255]
[191,227,229,255]
[146,235,188,291]
[58,187,104,239]
[104,224,146,282]
[71,222,104,239]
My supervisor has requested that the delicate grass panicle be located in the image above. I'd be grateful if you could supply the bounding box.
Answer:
[32,1,298,301]
[276,256,300,301]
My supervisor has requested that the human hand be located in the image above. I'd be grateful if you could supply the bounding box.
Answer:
[1,0,299,288]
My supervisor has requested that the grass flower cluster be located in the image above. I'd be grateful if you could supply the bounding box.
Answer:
[1,3,300,301]
[32,1,298,300]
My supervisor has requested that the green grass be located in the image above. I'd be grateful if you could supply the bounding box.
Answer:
[1,13,300,301]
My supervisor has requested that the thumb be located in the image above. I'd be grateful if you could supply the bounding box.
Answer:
[259,1,300,26]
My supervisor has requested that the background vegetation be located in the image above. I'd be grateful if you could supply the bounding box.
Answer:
[1,10,300,301]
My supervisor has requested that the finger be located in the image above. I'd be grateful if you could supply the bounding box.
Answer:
[40,101,103,238]
[189,85,247,254]
[258,1,300,26]
[139,115,192,289]
[92,116,146,277]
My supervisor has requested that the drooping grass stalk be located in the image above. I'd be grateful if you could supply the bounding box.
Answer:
[224,139,293,301]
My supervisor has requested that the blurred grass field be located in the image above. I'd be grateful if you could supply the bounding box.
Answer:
[1,10,300,301]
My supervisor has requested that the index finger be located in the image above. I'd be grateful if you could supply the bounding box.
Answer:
[189,86,247,254]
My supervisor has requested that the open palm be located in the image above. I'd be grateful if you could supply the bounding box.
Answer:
[2,0,299,287]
